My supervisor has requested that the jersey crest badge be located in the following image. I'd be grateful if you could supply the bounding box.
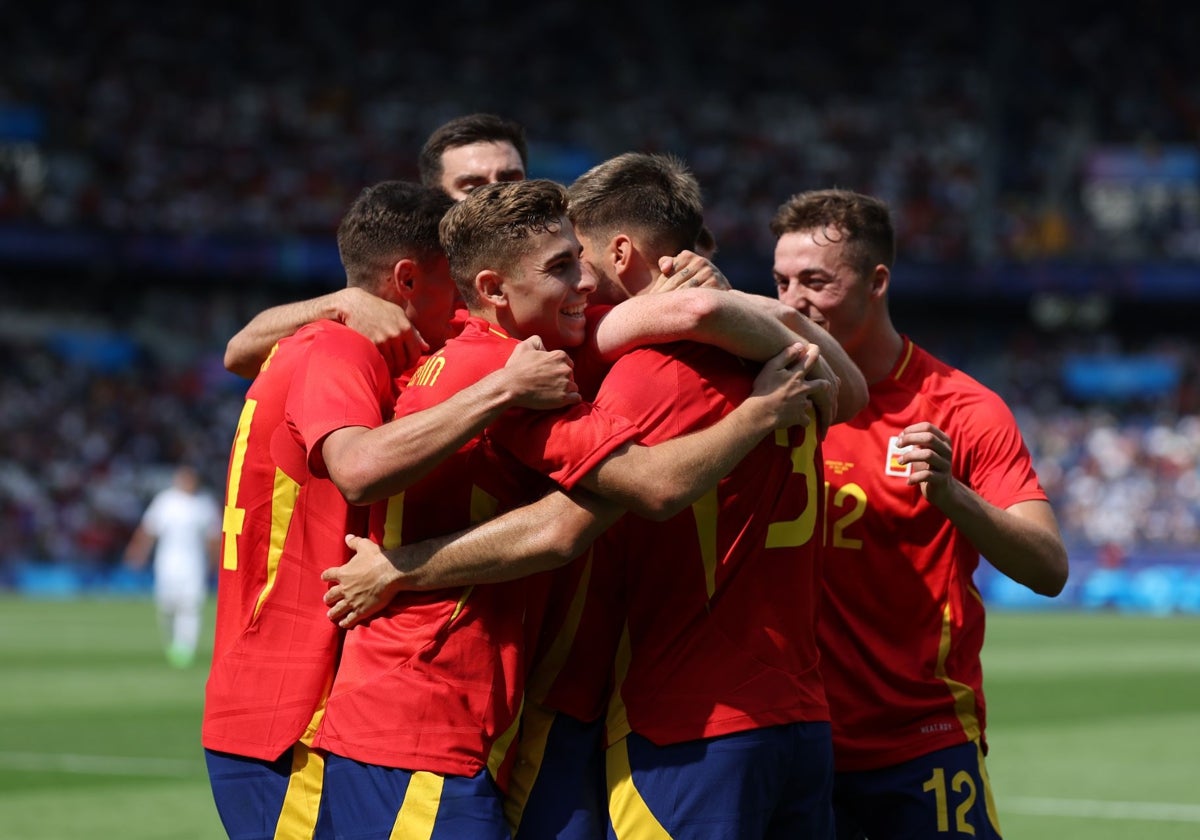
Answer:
[885,436,912,477]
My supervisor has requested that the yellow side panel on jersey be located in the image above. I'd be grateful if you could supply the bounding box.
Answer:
[470,484,498,524]
[606,737,671,840]
[382,491,404,550]
[691,489,719,601]
[935,602,981,743]
[486,695,522,782]
[222,399,257,570]
[391,771,444,840]
[274,743,325,840]
[299,670,333,748]
[606,625,632,744]
[526,551,593,703]
[252,467,301,622]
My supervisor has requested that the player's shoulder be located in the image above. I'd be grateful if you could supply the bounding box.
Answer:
[909,342,1003,401]
[293,319,374,350]
[257,321,376,373]
[903,341,1017,423]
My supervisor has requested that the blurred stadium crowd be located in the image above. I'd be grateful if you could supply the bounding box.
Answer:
[2,1,1199,262]
[1,1,1198,585]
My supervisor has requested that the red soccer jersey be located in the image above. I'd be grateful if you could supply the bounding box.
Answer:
[592,342,829,747]
[313,318,640,785]
[818,337,1048,772]
[521,302,625,723]
[523,542,626,724]
[203,321,394,760]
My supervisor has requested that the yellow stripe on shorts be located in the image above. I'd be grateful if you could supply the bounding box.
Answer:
[275,743,325,839]
[391,771,444,840]
[606,737,672,840]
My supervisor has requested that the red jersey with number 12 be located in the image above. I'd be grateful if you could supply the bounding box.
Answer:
[818,337,1048,771]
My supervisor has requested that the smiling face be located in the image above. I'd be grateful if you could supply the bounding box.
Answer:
[439,141,526,200]
[498,216,595,349]
[773,226,875,356]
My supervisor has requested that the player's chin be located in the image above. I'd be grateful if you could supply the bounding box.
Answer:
[556,320,587,348]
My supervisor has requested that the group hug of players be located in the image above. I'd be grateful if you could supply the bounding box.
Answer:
[202,114,1068,840]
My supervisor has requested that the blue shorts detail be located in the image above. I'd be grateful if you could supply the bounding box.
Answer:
[608,722,834,840]
[833,740,1003,839]
[205,745,334,840]
[512,708,606,840]
[323,753,509,840]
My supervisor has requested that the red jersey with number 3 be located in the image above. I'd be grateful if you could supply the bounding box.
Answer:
[203,321,395,760]
[818,337,1048,771]
[593,342,829,747]
[314,318,640,785]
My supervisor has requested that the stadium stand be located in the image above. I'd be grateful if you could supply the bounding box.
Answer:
[1,1,1197,608]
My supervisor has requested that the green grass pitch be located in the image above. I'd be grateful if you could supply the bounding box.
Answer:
[0,597,1197,838]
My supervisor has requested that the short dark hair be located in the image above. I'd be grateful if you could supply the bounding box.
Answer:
[770,189,895,275]
[439,179,568,307]
[567,152,703,258]
[418,113,529,189]
[336,181,454,291]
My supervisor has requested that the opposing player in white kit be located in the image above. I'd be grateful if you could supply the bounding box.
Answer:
[125,465,221,667]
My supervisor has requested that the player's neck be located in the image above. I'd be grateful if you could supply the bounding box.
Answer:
[851,317,905,385]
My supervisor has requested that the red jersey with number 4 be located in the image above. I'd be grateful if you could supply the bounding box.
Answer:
[818,337,1048,772]
[593,342,828,747]
[203,322,394,760]
[313,318,640,786]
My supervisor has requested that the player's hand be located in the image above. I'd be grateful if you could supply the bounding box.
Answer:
[803,356,840,438]
[321,534,404,629]
[749,342,827,430]
[651,250,732,293]
[895,422,956,503]
[503,336,581,409]
[334,287,428,374]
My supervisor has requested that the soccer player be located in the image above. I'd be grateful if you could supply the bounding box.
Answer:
[123,464,220,668]
[504,153,871,840]
[224,113,529,379]
[417,111,528,199]
[312,178,822,838]
[770,188,1069,839]
[202,180,580,840]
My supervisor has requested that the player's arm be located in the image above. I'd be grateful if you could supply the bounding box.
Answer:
[765,293,867,421]
[321,487,624,627]
[579,342,820,521]
[897,422,1069,596]
[224,287,425,378]
[594,286,867,427]
[321,337,580,505]
[206,533,221,575]
[123,525,155,570]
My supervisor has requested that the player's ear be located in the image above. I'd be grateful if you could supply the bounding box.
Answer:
[612,233,635,277]
[476,269,506,308]
[390,258,418,302]
[869,264,890,300]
